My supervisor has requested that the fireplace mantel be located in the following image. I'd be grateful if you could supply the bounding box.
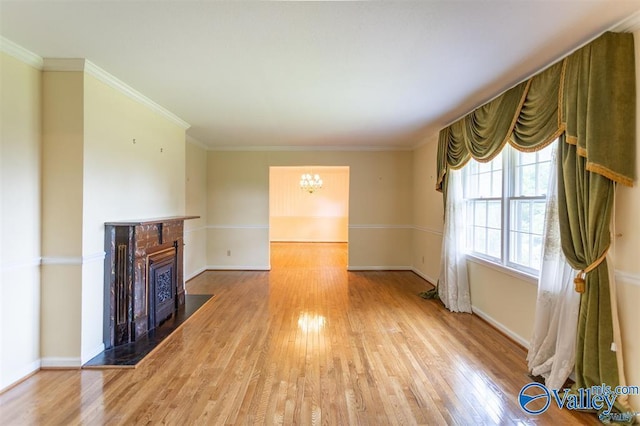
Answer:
[103,215,199,349]
[105,215,200,227]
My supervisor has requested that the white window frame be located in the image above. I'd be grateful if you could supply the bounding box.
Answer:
[463,143,554,278]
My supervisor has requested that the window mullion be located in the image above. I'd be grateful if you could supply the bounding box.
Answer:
[501,147,511,267]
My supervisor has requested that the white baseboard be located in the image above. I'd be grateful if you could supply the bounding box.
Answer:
[185,266,208,281]
[41,357,82,369]
[206,265,271,271]
[410,268,437,286]
[0,359,41,393]
[347,266,412,271]
[471,305,530,349]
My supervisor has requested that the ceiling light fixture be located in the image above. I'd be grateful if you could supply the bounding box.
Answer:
[300,173,323,194]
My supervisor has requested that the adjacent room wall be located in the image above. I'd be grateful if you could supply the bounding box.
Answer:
[269,166,349,242]
[0,51,42,391]
[185,139,208,280]
[207,150,412,270]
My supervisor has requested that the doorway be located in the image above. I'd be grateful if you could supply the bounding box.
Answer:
[269,166,349,267]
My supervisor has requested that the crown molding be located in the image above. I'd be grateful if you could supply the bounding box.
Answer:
[411,132,439,151]
[42,58,85,71]
[610,10,640,33]
[84,60,190,130]
[42,58,190,130]
[208,144,413,152]
[186,135,210,151]
[0,37,44,69]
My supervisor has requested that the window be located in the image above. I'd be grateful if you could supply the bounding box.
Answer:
[463,142,554,275]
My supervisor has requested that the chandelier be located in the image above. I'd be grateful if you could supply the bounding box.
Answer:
[300,173,323,194]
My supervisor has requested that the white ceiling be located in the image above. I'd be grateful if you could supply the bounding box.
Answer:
[2,1,640,150]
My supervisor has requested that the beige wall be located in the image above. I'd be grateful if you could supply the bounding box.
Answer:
[207,150,412,269]
[411,138,443,284]
[39,63,187,366]
[1,46,189,382]
[0,52,42,390]
[40,69,85,366]
[269,166,349,242]
[185,140,208,280]
[81,72,186,362]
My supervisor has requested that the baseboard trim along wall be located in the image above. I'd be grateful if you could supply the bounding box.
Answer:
[410,268,437,286]
[0,360,41,394]
[40,357,82,369]
[205,265,271,271]
[471,306,530,349]
[186,266,208,282]
[347,265,413,271]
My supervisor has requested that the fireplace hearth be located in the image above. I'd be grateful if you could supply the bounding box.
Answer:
[104,216,197,349]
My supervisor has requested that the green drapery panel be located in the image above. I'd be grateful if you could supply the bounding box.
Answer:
[436,32,635,193]
[563,32,636,187]
[557,138,629,415]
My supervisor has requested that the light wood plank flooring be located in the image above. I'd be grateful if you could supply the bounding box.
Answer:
[0,242,598,425]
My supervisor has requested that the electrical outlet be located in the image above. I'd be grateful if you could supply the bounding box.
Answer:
[227,250,231,257]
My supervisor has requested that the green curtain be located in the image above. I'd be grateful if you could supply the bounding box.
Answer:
[563,32,636,187]
[557,138,623,412]
[434,31,636,418]
[557,32,636,416]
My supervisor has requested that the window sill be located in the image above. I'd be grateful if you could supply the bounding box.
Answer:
[465,254,538,286]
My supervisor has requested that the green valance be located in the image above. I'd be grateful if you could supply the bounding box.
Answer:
[436,31,636,191]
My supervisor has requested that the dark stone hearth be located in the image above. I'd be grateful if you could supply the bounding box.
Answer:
[84,294,213,368]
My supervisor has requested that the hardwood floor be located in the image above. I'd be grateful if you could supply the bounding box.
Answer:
[0,242,598,425]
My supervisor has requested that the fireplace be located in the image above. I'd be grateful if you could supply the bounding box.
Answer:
[148,247,177,328]
[103,216,197,349]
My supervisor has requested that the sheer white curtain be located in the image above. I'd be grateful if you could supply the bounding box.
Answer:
[438,169,472,313]
[527,144,580,390]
